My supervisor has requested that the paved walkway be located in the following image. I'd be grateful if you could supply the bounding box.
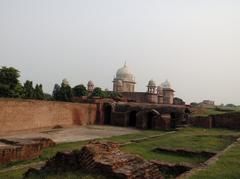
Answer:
[0,125,140,144]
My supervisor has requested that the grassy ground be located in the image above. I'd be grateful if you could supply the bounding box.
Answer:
[0,127,239,179]
[121,128,239,164]
[190,141,240,179]
[191,106,240,117]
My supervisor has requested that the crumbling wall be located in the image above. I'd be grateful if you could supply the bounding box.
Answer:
[0,99,97,135]
[189,116,213,128]
[24,141,163,179]
[212,112,240,130]
[0,138,55,164]
[189,112,240,130]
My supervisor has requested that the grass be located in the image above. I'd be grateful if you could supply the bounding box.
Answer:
[192,106,240,117]
[190,141,240,179]
[104,130,165,143]
[0,169,110,179]
[121,128,239,164]
[0,127,239,179]
[0,140,88,170]
[192,107,225,117]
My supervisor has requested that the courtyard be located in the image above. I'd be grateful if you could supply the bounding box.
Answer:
[0,126,240,179]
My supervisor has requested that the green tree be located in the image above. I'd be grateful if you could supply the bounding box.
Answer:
[60,83,73,102]
[0,66,23,97]
[34,84,44,100]
[73,85,88,97]
[109,91,122,99]
[23,80,35,99]
[44,93,53,101]
[52,83,73,102]
[52,84,61,100]
[91,87,106,98]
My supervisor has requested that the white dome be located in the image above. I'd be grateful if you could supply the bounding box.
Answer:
[62,78,70,86]
[87,80,94,86]
[115,63,134,82]
[161,80,171,89]
[148,79,156,87]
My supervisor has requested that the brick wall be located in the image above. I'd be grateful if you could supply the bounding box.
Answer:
[0,99,97,135]
[189,116,213,128]
[212,112,240,130]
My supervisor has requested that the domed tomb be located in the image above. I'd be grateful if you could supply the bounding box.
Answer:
[113,63,136,92]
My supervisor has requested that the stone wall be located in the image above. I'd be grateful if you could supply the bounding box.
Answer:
[0,138,55,164]
[189,112,240,130]
[189,116,213,128]
[121,92,147,103]
[212,112,240,130]
[0,99,97,135]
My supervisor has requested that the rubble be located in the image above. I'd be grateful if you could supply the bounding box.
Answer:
[24,140,163,179]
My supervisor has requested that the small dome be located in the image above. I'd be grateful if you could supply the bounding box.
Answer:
[62,78,70,86]
[87,80,94,86]
[161,80,171,89]
[148,79,156,87]
[115,63,134,82]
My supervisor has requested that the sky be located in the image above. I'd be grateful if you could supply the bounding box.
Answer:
[0,0,239,105]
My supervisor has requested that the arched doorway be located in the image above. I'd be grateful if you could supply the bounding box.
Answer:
[147,112,155,129]
[103,104,112,125]
[184,108,191,123]
[170,112,177,129]
[129,111,137,127]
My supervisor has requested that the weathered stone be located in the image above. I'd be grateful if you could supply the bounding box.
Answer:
[25,141,164,179]
[0,138,55,164]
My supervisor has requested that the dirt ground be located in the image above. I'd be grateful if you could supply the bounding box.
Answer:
[0,125,140,143]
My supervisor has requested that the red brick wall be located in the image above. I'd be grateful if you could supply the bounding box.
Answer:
[189,116,212,128]
[0,99,97,134]
[212,112,240,130]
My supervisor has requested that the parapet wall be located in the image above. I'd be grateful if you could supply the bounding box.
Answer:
[190,112,240,130]
[0,99,97,135]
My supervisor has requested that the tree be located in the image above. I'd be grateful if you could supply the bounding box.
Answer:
[0,66,22,97]
[44,93,53,101]
[109,91,122,99]
[190,102,199,107]
[52,83,73,102]
[34,84,44,100]
[91,87,105,98]
[52,84,61,100]
[59,83,73,102]
[23,80,35,99]
[73,85,88,97]
[225,104,236,108]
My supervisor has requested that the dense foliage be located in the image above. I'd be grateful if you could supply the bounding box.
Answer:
[0,66,23,98]
[73,85,88,97]
[52,83,73,102]
[0,66,45,100]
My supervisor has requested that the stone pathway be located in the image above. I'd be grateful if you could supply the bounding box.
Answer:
[1,125,140,144]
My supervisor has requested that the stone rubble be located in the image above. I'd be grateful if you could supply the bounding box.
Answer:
[24,140,164,179]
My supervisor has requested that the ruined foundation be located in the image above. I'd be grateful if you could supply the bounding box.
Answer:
[24,141,164,179]
[0,138,55,164]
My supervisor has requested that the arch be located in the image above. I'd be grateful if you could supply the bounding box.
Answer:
[103,104,112,125]
[147,112,154,129]
[129,111,137,127]
[170,112,177,129]
[185,108,191,114]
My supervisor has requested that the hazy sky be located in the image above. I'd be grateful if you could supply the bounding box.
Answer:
[0,0,239,104]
